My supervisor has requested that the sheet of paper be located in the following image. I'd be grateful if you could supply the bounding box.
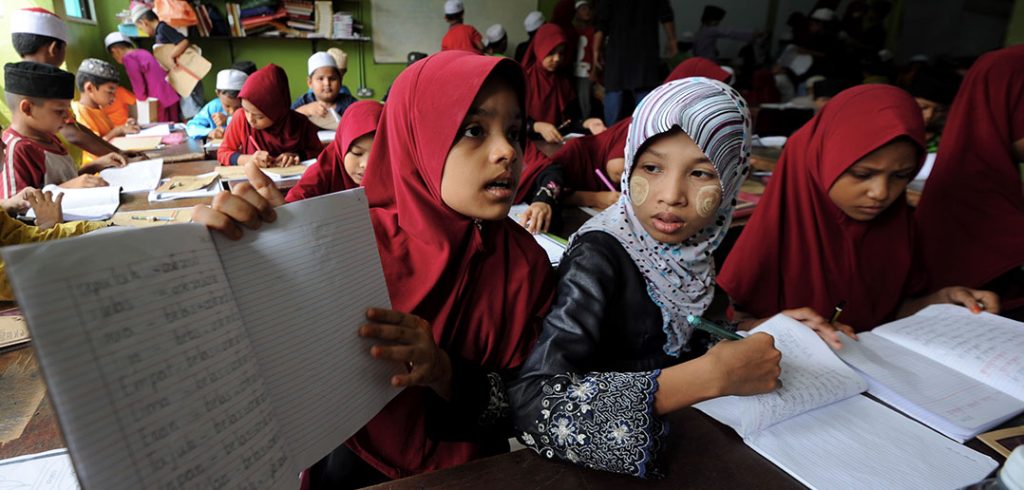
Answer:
[99,158,164,193]
[216,164,311,182]
[507,204,568,265]
[26,185,120,221]
[0,449,79,489]
[2,225,294,490]
[747,396,998,490]
[836,332,1024,441]
[0,314,29,349]
[213,188,403,469]
[133,124,172,137]
[317,130,336,143]
[148,173,220,202]
[111,208,194,228]
[111,135,163,152]
[695,314,867,436]
[874,304,1024,401]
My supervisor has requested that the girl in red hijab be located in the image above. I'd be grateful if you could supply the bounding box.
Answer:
[915,46,1024,315]
[286,100,383,203]
[217,64,323,167]
[193,51,556,487]
[663,57,732,84]
[719,85,997,332]
[522,24,581,144]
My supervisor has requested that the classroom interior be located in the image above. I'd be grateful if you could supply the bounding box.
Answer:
[0,0,1022,489]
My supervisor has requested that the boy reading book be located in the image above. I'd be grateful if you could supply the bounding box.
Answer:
[72,58,141,163]
[291,51,357,129]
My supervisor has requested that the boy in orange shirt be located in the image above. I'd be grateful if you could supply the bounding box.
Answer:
[72,58,140,163]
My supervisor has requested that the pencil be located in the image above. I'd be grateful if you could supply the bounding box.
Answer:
[830,300,847,324]
[686,315,743,341]
[595,169,617,191]
[556,119,571,131]
[248,135,262,152]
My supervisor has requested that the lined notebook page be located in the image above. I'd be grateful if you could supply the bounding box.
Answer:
[874,304,1024,401]
[214,189,402,470]
[747,396,997,490]
[3,225,293,490]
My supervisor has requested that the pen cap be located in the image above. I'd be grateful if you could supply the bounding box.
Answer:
[1000,446,1024,490]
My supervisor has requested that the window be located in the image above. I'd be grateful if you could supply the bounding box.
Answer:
[62,0,96,23]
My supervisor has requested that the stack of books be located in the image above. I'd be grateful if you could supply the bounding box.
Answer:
[284,0,316,33]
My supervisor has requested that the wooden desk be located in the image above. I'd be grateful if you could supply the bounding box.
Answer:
[118,160,218,212]
[0,346,63,460]
[142,138,206,163]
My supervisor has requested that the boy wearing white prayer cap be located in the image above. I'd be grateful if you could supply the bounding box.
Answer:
[515,11,546,62]
[291,51,357,129]
[483,24,508,56]
[185,69,248,140]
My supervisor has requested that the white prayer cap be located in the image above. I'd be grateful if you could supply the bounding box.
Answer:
[575,0,589,9]
[444,0,464,15]
[104,32,134,49]
[130,5,153,23]
[485,24,506,46]
[307,51,338,75]
[327,48,348,70]
[810,8,835,22]
[11,7,67,43]
[216,69,248,91]
[877,49,894,62]
[524,11,545,33]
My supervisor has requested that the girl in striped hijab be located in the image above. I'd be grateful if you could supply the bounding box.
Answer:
[509,78,843,477]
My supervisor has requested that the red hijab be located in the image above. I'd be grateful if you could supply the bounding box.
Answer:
[718,85,927,331]
[285,100,383,202]
[664,57,732,84]
[217,64,323,164]
[348,51,555,478]
[441,24,483,54]
[915,46,1024,301]
[522,24,574,124]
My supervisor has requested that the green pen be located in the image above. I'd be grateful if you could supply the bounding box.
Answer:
[687,315,743,341]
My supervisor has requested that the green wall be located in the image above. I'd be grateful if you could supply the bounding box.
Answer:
[1008,0,1024,46]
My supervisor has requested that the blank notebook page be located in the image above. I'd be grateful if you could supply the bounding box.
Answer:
[214,188,402,470]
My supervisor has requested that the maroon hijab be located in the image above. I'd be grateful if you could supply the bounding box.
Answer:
[348,51,555,478]
[915,46,1024,303]
[522,24,575,124]
[664,57,732,84]
[228,64,322,158]
[285,100,383,202]
[718,85,927,331]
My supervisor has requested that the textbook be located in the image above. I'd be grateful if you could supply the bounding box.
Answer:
[3,189,402,489]
[834,304,1024,442]
[25,185,120,221]
[695,314,998,490]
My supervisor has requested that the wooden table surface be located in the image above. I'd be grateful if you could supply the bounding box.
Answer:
[118,160,218,212]
[142,138,207,164]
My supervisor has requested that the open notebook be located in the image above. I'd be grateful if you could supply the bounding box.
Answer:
[25,185,120,221]
[695,315,998,490]
[2,189,402,490]
[835,304,1024,442]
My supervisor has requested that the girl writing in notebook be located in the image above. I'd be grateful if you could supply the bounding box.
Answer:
[522,24,602,143]
[285,100,383,203]
[217,64,322,168]
[718,85,999,332]
[508,78,849,478]
[193,51,555,488]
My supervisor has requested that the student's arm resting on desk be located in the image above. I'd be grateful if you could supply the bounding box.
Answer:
[0,212,107,300]
[58,122,123,158]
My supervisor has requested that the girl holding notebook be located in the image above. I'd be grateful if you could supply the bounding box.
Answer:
[194,51,555,487]
[508,78,847,478]
[285,100,384,203]
[217,64,322,168]
[718,84,999,332]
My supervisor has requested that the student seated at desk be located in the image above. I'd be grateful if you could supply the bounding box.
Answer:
[291,51,357,129]
[516,117,630,233]
[718,85,998,332]
[102,86,136,127]
[2,62,122,199]
[193,51,555,487]
[218,64,322,167]
[286,99,383,202]
[186,69,248,140]
[915,45,1024,316]
[509,79,846,478]
[72,58,141,163]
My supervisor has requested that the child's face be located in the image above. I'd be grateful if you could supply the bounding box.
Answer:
[628,130,721,244]
[344,133,375,185]
[218,92,241,115]
[914,97,943,128]
[22,98,71,135]
[241,99,274,130]
[606,157,625,185]
[88,82,119,108]
[827,139,918,221]
[109,47,126,64]
[441,78,523,221]
[542,45,564,73]
[308,67,341,104]
[576,4,593,22]
[135,19,156,36]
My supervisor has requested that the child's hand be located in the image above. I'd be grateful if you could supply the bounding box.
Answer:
[123,119,140,134]
[192,162,285,240]
[704,332,782,397]
[61,175,109,188]
[937,287,1000,314]
[359,307,452,397]
[251,151,272,168]
[211,112,228,127]
[26,188,64,230]
[2,187,36,215]
[93,152,129,169]
[519,202,553,234]
[297,102,328,117]
[273,153,300,167]
[780,307,857,350]
[533,121,564,144]
[583,117,607,135]
[209,127,225,140]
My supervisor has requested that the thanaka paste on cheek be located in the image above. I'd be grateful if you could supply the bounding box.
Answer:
[696,185,722,218]
[629,175,649,206]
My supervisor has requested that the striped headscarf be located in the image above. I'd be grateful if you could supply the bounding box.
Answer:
[571,77,751,355]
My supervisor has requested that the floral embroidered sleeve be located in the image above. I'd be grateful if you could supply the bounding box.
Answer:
[508,234,669,477]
